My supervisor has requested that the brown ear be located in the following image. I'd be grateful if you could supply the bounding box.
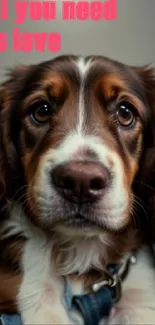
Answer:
[0,65,30,210]
[135,65,155,119]
[0,80,12,205]
[133,66,155,244]
[134,66,155,163]
[133,66,155,182]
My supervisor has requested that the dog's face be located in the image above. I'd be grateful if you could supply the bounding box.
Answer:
[0,56,155,236]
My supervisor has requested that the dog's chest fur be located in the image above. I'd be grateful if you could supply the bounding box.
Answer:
[1,204,155,324]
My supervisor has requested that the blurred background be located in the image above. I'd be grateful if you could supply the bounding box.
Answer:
[0,0,154,81]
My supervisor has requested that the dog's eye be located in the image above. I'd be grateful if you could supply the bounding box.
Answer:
[30,101,55,124]
[116,102,136,127]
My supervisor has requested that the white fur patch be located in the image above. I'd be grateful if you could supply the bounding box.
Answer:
[76,57,92,134]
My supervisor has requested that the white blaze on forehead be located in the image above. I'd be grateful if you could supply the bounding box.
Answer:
[77,57,91,77]
[76,57,92,134]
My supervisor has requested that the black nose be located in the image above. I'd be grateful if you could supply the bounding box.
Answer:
[52,162,109,203]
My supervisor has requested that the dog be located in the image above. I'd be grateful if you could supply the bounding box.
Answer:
[0,55,155,325]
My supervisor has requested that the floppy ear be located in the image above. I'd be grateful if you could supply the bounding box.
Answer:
[133,66,155,244]
[0,66,30,212]
[137,66,155,172]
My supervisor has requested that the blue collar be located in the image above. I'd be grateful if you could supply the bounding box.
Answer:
[0,315,22,325]
[64,255,137,325]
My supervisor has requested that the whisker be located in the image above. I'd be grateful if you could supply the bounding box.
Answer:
[133,195,148,220]
[135,180,155,193]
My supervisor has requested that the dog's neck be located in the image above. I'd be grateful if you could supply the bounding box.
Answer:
[51,231,112,275]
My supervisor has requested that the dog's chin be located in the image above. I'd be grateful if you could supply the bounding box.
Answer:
[55,222,104,237]
[53,210,130,237]
[54,214,114,237]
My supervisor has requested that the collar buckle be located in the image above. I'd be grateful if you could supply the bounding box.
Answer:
[110,274,122,303]
[91,271,122,303]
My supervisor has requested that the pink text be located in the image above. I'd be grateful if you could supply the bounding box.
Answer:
[0,0,8,20]
[14,1,56,24]
[62,0,117,20]
[0,32,7,51]
[13,28,61,52]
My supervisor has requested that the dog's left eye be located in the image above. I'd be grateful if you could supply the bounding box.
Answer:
[30,101,55,124]
[116,102,136,127]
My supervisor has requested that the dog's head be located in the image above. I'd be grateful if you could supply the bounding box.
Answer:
[0,56,155,238]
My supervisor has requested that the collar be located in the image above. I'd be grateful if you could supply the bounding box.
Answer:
[64,253,137,325]
[0,254,137,325]
[0,315,22,325]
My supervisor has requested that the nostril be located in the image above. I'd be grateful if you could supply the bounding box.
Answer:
[90,177,106,191]
[54,174,75,190]
[63,177,75,190]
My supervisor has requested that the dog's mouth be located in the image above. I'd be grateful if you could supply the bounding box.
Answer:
[64,214,94,227]
[53,206,129,235]
[60,213,102,230]
[54,213,104,236]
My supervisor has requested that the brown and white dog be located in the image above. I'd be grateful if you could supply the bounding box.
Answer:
[0,55,155,324]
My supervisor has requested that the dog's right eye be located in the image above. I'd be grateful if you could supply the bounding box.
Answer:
[30,100,56,124]
[116,102,136,128]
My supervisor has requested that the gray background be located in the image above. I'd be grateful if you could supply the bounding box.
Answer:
[0,0,154,81]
